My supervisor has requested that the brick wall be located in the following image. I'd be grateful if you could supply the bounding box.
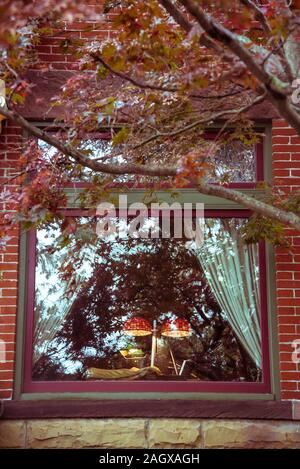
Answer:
[273,119,300,400]
[35,21,113,70]
[0,121,22,399]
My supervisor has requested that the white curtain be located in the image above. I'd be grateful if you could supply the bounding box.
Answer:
[193,219,261,367]
[33,227,95,364]
[33,250,77,364]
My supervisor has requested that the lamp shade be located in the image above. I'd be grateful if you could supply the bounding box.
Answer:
[123,317,152,336]
[161,317,191,338]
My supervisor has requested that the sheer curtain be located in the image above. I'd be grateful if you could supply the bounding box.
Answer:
[33,250,77,364]
[193,219,261,367]
[33,228,95,365]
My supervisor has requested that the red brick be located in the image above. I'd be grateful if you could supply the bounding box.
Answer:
[0,370,14,380]
[277,281,300,288]
[277,264,300,272]
[0,390,12,398]
[3,254,18,262]
[272,119,289,128]
[273,144,300,152]
[0,362,14,371]
[278,298,300,307]
[1,285,17,295]
[278,325,296,334]
[277,289,294,298]
[291,153,300,160]
[273,153,291,161]
[0,324,16,333]
[0,316,16,325]
[280,361,298,371]
[280,352,293,361]
[280,371,300,380]
[36,45,52,53]
[276,272,293,280]
[281,391,300,399]
[278,307,296,315]
[281,381,298,390]
[0,306,17,315]
[0,298,17,306]
[281,316,300,324]
[279,333,300,343]
[2,343,17,352]
[0,381,13,390]
[273,170,290,178]
[39,53,66,62]
[291,136,300,144]
[276,254,294,263]
[272,137,290,144]
[272,128,297,136]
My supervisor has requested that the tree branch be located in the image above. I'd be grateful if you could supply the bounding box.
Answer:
[158,0,192,32]
[0,105,177,177]
[90,52,180,94]
[133,92,267,149]
[179,0,300,138]
[157,0,225,54]
[239,0,271,33]
[1,104,300,231]
[193,179,300,231]
[91,52,243,100]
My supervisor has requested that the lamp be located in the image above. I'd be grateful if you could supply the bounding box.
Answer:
[161,317,191,338]
[122,317,156,366]
[122,316,191,373]
[123,316,152,336]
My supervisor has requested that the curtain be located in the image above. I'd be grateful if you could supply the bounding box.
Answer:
[33,249,77,364]
[33,228,95,364]
[193,219,261,367]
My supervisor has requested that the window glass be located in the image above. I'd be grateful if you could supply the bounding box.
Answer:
[38,138,257,183]
[207,141,256,183]
[32,216,262,383]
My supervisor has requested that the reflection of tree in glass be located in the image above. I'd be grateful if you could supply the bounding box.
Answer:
[33,225,260,382]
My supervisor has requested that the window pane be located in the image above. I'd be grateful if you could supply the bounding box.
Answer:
[32,217,262,382]
[207,141,256,183]
[38,138,257,184]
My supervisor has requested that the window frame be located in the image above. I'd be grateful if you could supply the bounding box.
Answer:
[21,208,271,395]
[14,123,280,399]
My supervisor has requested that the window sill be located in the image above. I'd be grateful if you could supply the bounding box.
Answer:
[1,399,295,420]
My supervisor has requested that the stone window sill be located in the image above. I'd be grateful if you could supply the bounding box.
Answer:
[1,399,299,420]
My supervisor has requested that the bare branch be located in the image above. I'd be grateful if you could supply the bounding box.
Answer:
[0,105,177,177]
[91,52,243,101]
[158,0,192,32]
[90,52,179,93]
[157,0,225,55]
[179,0,300,138]
[194,179,300,231]
[134,92,267,149]
[1,105,300,231]
[240,0,271,33]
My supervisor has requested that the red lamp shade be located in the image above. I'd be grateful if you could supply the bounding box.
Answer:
[161,317,191,338]
[123,317,152,336]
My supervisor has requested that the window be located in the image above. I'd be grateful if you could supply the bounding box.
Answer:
[21,133,272,395]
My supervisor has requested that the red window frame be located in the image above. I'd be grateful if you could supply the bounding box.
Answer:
[22,209,271,395]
